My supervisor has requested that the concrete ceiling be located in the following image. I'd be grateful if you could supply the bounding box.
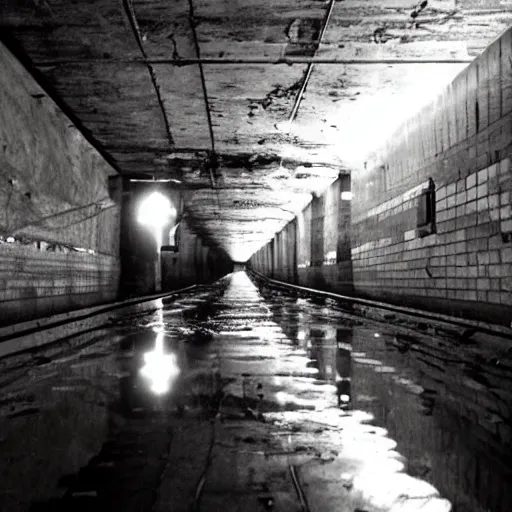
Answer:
[1,0,511,261]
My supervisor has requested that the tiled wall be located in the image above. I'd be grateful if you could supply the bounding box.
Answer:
[323,180,339,265]
[252,177,354,294]
[252,28,512,324]
[311,195,325,267]
[351,159,512,312]
[350,27,512,322]
[0,245,119,325]
[297,203,312,269]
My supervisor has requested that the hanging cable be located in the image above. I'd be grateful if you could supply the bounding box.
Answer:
[2,199,117,235]
[188,0,221,213]
[287,0,338,129]
[187,0,216,155]
[274,0,339,224]
[122,0,175,147]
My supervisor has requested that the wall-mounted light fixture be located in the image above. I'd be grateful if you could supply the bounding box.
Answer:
[138,191,176,291]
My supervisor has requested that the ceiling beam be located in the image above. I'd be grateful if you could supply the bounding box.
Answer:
[188,0,215,154]
[34,56,474,66]
[187,0,219,203]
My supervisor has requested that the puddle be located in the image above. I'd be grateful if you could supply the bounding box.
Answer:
[259,283,512,512]
[0,271,509,511]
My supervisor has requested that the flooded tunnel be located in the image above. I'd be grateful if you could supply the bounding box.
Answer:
[2,0,512,511]
[1,271,511,512]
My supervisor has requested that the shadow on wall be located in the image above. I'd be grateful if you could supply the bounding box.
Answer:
[160,221,233,291]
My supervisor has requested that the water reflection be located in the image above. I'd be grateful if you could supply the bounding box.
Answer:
[117,329,184,415]
[2,273,511,512]
[257,284,512,512]
[140,332,180,395]
[336,348,352,409]
[296,324,355,410]
[336,328,353,410]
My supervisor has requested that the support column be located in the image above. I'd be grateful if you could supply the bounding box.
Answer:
[337,174,354,294]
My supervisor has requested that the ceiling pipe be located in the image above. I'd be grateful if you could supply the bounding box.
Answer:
[287,0,338,130]
[187,0,220,209]
[34,57,474,66]
[274,0,338,214]
[187,0,216,155]
[121,0,175,147]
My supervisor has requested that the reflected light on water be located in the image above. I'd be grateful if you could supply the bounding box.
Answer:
[140,333,180,395]
[149,307,164,333]
[274,390,319,408]
[353,465,451,512]
[336,408,452,512]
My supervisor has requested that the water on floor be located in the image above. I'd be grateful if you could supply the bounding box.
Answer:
[0,271,510,512]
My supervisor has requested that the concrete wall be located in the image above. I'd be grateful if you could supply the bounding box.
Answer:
[267,217,298,284]
[251,176,354,295]
[251,28,512,325]
[0,43,121,325]
[350,27,512,323]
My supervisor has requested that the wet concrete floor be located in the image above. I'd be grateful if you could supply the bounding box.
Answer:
[0,271,511,512]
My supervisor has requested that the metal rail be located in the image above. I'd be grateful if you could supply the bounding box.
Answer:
[290,465,311,512]
[0,285,199,359]
[248,269,512,337]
